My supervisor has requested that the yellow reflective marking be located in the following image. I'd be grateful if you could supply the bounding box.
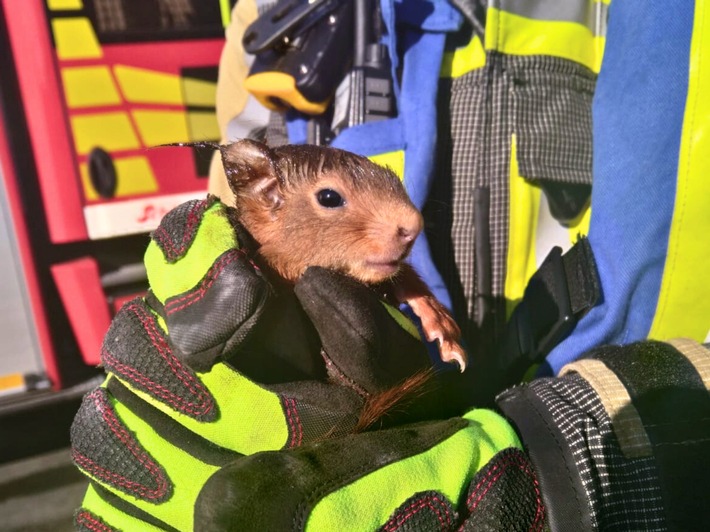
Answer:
[61,66,121,108]
[182,77,218,107]
[47,0,83,9]
[131,110,189,146]
[568,203,592,243]
[440,34,486,79]
[186,111,220,141]
[649,1,710,342]
[368,151,405,181]
[70,113,140,155]
[79,156,158,200]
[51,18,102,60]
[113,65,184,105]
[504,134,540,317]
[485,8,604,73]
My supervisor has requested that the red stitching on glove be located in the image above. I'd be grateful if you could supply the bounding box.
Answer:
[75,510,115,532]
[283,397,304,448]
[382,493,453,531]
[103,302,215,418]
[73,390,170,501]
[164,250,244,314]
[154,200,206,260]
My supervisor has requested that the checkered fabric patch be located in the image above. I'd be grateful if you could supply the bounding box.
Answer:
[528,374,666,530]
[432,51,595,345]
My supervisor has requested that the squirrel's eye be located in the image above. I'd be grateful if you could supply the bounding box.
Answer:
[316,188,345,208]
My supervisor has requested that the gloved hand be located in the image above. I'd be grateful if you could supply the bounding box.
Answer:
[195,408,540,532]
[71,196,459,532]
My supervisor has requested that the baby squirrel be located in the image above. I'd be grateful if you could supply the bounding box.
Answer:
[218,139,466,372]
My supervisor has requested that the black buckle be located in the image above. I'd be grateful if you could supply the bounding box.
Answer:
[495,239,599,386]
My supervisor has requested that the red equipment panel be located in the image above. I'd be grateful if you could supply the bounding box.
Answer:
[3,0,231,243]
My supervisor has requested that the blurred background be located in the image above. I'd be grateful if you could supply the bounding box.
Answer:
[0,1,235,528]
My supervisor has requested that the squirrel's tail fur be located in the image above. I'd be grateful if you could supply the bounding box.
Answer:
[355,368,440,432]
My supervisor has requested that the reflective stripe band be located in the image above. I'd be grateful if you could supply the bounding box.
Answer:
[440,34,487,79]
[494,0,608,36]
[485,5,607,73]
[667,339,710,391]
[560,359,653,458]
[648,1,710,342]
[505,134,540,318]
[368,150,405,181]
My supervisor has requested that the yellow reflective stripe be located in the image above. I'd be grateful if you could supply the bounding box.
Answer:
[112,361,289,456]
[62,66,121,108]
[368,151,405,180]
[51,18,102,60]
[649,1,710,342]
[505,134,540,318]
[70,112,140,154]
[440,34,486,79]
[80,484,164,532]
[568,203,592,242]
[485,8,604,73]
[494,0,608,36]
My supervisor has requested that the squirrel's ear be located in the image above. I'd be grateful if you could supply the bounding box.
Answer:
[220,139,284,210]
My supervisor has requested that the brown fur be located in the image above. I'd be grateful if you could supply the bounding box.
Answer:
[219,139,466,428]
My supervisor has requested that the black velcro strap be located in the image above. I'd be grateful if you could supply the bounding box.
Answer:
[496,384,594,532]
[495,237,599,387]
[70,388,174,503]
[561,236,599,316]
[589,341,710,530]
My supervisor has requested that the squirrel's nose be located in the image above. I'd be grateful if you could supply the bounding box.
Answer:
[397,212,423,244]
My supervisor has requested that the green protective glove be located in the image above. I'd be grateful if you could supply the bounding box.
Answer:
[70,196,454,532]
[194,408,540,532]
